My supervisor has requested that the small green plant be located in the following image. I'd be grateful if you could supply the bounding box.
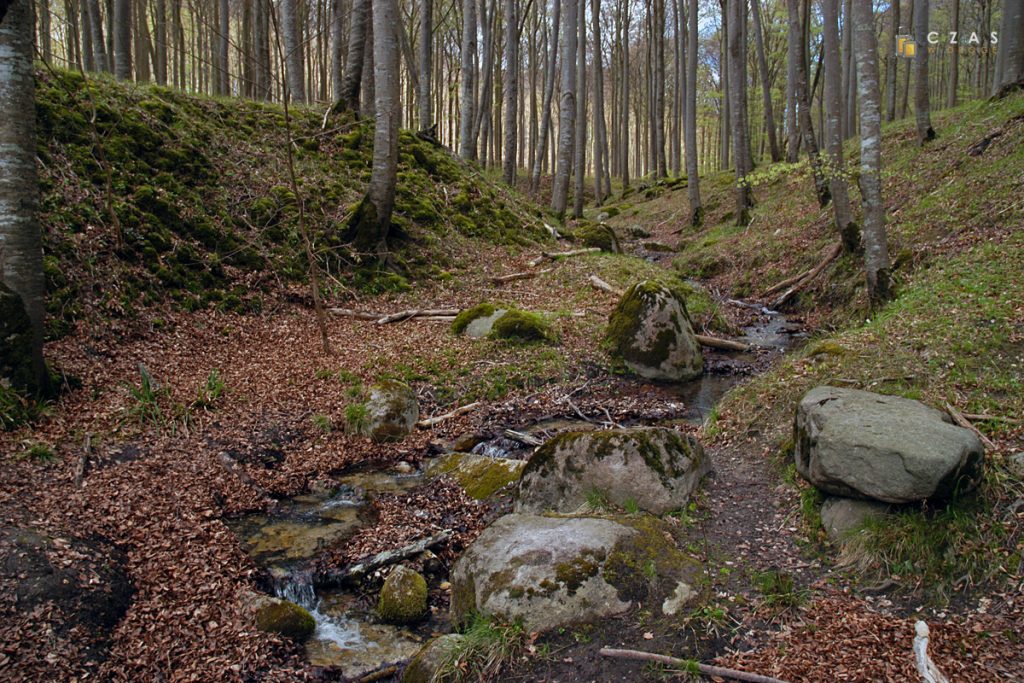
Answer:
[311,413,333,433]
[314,368,334,380]
[434,613,527,682]
[585,488,609,510]
[754,570,808,610]
[344,403,368,433]
[623,497,641,514]
[19,442,58,464]
[124,363,168,426]
[193,369,226,409]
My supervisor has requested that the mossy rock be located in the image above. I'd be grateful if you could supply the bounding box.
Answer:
[452,302,499,336]
[489,309,555,343]
[402,634,467,683]
[255,599,316,641]
[427,452,526,499]
[576,222,622,253]
[378,565,429,624]
[605,281,703,381]
[361,380,420,443]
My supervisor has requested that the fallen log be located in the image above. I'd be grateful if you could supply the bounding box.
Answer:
[492,268,551,284]
[375,308,461,324]
[328,308,384,320]
[321,530,453,585]
[529,247,601,267]
[945,403,997,450]
[599,648,790,683]
[963,412,1022,425]
[695,334,751,352]
[769,242,843,309]
[416,402,482,428]
[503,429,544,447]
[588,274,625,296]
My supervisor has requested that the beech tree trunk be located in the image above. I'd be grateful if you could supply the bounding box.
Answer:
[218,0,229,95]
[852,0,891,305]
[154,0,167,84]
[685,0,702,224]
[821,0,859,251]
[572,0,586,217]
[751,0,780,161]
[993,0,1024,94]
[0,0,50,395]
[113,0,131,79]
[790,0,830,206]
[530,0,559,194]
[592,0,610,203]
[502,0,519,184]
[913,0,934,142]
[338,0,369,112]
[331,0,344,100]
[551,0,578,219]
[419,0,433,129]
[785,0,800,161]
[459,0,478,159]
[886,0,898,121]
[947,0,959,106]
[728,0,753,225]
[281,0,305,103]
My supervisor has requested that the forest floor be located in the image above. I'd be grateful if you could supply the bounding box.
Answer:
[2,90,1023,682]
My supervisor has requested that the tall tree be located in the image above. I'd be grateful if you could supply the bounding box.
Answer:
[993,0,1024,94]
[685,0,702,224]
[821,0,859,251]
[113,0,131,79]
[790,0,830,206]
[0,0,50,395]
[419,0,434,129]
[218,0,229,95]
[652,0,667,178]
[573,0,586,216]
[947,0,959,106]
[530,0,559,194]
[551,0,578,218]
[502,0,519,184]
[458,0,477,159]
[154,0,167,85]
[784,0,800,161]
[728,0,753,224]
[751,0,781,161]
[331,0,345,100]
[339,0,370,112]
[885,0,898,121]
[281,0,306,103]
[592,0,610,203]
[913,0,934,142]
[852,0,891,305]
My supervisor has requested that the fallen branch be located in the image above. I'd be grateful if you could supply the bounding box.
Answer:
[529,247,601,267]
[492,268,551,284]
[599,648,790,683]
[945,402,997,450]
[913,621,950,683]
[503,429,544,447]
[588,274,625,296]
[328,308,385,320]
[416,402,482,428]
[75,434,92,489]
[358,665,399,683]
[695,334,751,352]
[963,412,1022,425]
[769,242,843,309]
[375,308,461,324]
[321,530,453,585]
[762,269,812,298]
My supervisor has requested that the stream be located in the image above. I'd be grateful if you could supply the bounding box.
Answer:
[229,304,800,677]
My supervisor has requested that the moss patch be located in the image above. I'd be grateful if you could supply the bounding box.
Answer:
[255,599,316,641]
[378,565,429,624]
[429,453,526,499]
[576,222,622,253]
[490,310,556,344]
[452,303,498,335]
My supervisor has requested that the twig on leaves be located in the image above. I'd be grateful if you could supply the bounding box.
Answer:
[599,648,791,683]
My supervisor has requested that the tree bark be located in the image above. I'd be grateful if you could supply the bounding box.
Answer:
[218,0,229,95]
[822,0,859,251]
[685,0,702,224]
[0,0,50,395]
[551,0,578,219]
[338,0,369,112]
[751,0,780,161]
[572,0,586,216]
[886,0,898,121]
[852,0,891,305]
[419,0,433,129]
[947,0,959,106]
[113,0,131,79]
[729,0,753,225]
[790,0,830,206]
[993,0,1024,94]
[592,0,610,203]
[330,0,344,100]
[899,0,912,118]
[913,0,934,142]
[530,0,559,194]
[502,0,519,183]
[785,0,800,160]
[281,0,305,103]
[154,0,167,84]
[459,0,478,159]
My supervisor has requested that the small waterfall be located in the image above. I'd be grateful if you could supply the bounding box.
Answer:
[275,570,368,650]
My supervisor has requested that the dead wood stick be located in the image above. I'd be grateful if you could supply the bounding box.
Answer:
[599,648,790,683]
[418,315,458,322]
[358,665,399,683]
[375,308,461,324]
[492,269,551,284]
[762,269,813,298]
[529,247,601,267]
[323,530,453,585]
[328,307,384,320]
[75,434,92,488]
[963,412,1022,425]
[913,621,951,683]
[770,242,843,309]
[589,274,625,296]
[695,334,751,352]
[945,403,997,450]
[504,429,544,447]
[416,402,482,428]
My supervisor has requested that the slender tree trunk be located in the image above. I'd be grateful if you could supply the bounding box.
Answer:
[330,0,344,99]
[785,0,800,161]
[361,10,375,117]
[257,0,273,99]
[502,0,519,183]
[573,0,586,216]
[135,0,151,83]
[790,0,829,206]
[620,0,630,189]
[0,0,50,395]
[81,0,96,71]
[729,0,753,224]
[459,0,478,159]
[551,0,578,219]
[38,0,52,62]
[338,0,369,111]
[993,0,1024,94]
[218,0,229,94]
[419,0,433,129]
[913,0,934,142]
[281,0,305,103]
[751,0,780,161]
[822,0,859,251]
[685,0,702,224]
[852,0,890,305]
[531,0,559,194]
[886,0,898,120]
[154,0,167,84]
[113,0,131,79]
[843,0,856,137]
[592,0,610,203]
[899,0,912,118]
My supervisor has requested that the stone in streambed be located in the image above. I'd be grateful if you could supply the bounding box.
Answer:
[361,380,419,442]
[377,565,428,624]
[255,598,316,641]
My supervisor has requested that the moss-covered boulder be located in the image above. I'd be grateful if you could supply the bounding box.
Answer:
[577,222,622,253]
[427,452,526,499]
[450,513,699,632]
[452,303,502,337]
[605,281,703,381]
[0,282,39,395]
[402,633,466,683]
[452,304,555,343]
[378,565,429,624]
[361,380,419,442]
[515,427,709,515]
[255,598,316,641]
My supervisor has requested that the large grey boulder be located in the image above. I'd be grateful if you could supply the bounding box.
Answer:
[515,427,709,515]
[605,281,703,381]
[795,386,984,503]
[450,513,697,632]
[819,497,890,543]
[361,381,419,442]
